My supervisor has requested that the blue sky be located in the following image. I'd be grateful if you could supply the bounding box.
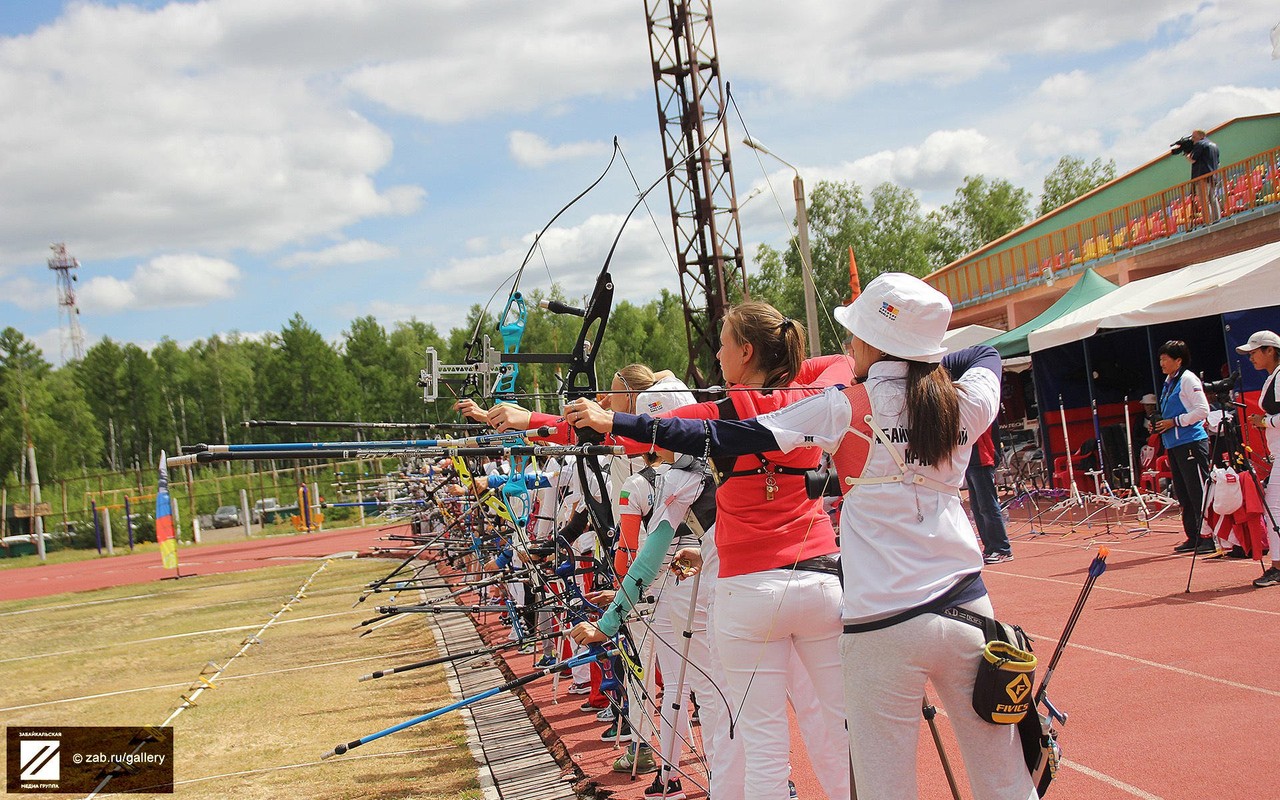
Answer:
[1,1,1277,363]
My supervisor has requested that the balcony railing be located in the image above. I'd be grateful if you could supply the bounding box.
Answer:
[926,145,1280,307]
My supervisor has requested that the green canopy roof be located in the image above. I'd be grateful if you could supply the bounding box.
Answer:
[983,268,1119,357]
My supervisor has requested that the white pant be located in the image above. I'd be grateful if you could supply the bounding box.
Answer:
[1264,477,1280,561]
[701,536,747,800]
[715,569,849,800]
[840,596,1037,800]
[624,613,661,745]
[652,569,724,790]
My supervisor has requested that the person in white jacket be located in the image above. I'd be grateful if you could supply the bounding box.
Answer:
[1237,330,1280,588]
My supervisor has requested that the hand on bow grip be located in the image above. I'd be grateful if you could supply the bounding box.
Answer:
[565,398,614,438]
[569,620,609,646]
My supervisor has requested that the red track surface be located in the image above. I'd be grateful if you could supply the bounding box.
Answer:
[0,524,402,602]
[459,517,1280,800]
[5,516,1278,799]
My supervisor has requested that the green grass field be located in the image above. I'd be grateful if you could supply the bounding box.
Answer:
[0,559,480,799]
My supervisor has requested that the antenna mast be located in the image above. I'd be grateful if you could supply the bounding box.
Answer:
[48,243,86,362]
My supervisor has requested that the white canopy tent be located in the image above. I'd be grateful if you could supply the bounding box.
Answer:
[1028,241,1280,353]
[942,324,1003,351]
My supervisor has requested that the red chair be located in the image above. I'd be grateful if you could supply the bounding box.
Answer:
[1054,440,1098,491]
[1140,455,1172,494]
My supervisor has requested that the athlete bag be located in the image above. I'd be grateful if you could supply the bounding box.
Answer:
[936,605,1037,725]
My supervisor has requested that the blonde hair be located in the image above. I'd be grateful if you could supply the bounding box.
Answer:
[614,363,658,393]
[723,301,806,389]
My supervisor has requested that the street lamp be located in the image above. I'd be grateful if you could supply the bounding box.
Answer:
[742,135,820,357]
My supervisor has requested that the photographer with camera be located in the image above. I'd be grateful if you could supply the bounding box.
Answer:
[1173,129,1221,224]
[1236,331,1280,587]
[1153,340,1214,554]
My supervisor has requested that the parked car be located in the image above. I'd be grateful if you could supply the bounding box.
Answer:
[212,505,241,528]
[252,498,280,524]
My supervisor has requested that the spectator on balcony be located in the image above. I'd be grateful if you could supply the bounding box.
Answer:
[1188,129,1221,224]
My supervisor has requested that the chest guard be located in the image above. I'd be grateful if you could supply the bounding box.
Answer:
[831,384,877,491]
[831,384,959,497]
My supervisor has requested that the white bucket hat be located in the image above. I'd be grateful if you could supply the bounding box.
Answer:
[1139,393,1158,406]
[833,273,951,362]
[636,375,696,415]
[1235,330,1280,354]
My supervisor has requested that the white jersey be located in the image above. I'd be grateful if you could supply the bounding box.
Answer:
[1258,366,1280,458]
[756,361,1001,623]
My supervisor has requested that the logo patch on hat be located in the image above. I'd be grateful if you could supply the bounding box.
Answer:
[647,400,663,413]
[878,301,899,321]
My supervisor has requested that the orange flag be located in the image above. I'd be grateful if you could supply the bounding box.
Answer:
[848,246,862,303]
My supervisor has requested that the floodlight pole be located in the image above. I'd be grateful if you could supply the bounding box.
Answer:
[743,136,821,357]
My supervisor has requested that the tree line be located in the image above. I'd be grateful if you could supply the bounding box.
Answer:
[0,157,1114,485]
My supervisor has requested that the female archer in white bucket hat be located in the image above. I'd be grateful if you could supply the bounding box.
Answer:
[568,273,1036,799]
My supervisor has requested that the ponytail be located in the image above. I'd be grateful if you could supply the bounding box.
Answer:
[724,302,806,390]
[905,361,961,466]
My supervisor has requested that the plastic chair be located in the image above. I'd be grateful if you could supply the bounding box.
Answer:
[1140,455,1171,494]
[1053,440,1098,491]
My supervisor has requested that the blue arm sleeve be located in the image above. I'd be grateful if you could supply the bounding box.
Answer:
[610,412,782,458]
[942,345,1002,381]
[596,520,678,637]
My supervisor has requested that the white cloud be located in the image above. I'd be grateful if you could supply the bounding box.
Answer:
[0,1,425,270]
[823,130,1019,193]
[508,131,612,168]
[426,212,676,301]
[30,327,67,366]
[339,3,646,123]
[79,255,241,314]
[275,239,398,270]
[717,0,1198,97]
[0,276,58,311]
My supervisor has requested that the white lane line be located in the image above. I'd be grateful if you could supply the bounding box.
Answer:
[0,646,438,712]
[1023,636,1280,699]
[987,556,1280,619]
[1061,758,1166,799]
[0,610,360,665]
[0,581,374,618]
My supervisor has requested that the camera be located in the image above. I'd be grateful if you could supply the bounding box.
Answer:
[1170,136,1194,156]
[805,468,843,499]
[1202,369,1241,399]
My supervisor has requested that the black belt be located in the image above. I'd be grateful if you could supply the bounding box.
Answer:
[842,572,982,634]
[780,554,841,576]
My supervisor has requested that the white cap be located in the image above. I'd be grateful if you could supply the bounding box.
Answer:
[1235,330,1280,354]
[1140,393,1158,406]
[833,273,951,363]
[636,375,697,415]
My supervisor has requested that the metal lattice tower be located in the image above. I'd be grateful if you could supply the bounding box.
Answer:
[644,0,748,387]
[47,243,85,362]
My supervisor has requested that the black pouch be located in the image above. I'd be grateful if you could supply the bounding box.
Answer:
[938,605,1037,724]
[973,638,1037,723]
